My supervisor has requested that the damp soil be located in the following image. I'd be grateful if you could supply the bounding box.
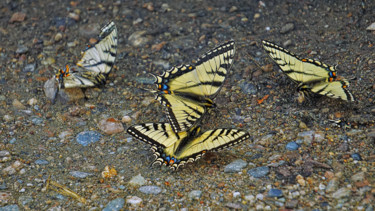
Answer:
[0,0,375,210]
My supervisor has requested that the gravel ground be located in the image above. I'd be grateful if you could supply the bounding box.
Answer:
[1,0,375,210]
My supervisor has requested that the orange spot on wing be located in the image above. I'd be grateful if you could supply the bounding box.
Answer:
[301,59,307,62]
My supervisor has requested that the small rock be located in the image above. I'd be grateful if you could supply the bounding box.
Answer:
[68,12,79,21]
[98,118,124,135]
[285,199,299,209]
[2,166,16,175]
[16,45,28,54]
[299,121,307,129]
[0,151,10,157]
[41,57,56,65]
[12,99,26,110]
[44,77,58,101]
[10,12,26,23]
[239,82,257,95]
[103,198,124,211]
[126,196,142,207]
[366,22,375,31]
[129,174,146,186]
[286,142,299,151]
[351,153,362,161]
[331,187,351,199]
[27,98,37,106]
[188,190,202,199]
[121,116,132,124]
[0,204,19,211]
[280,23,295,34]
[69,171,93,179]
[351,172,365,182]
[151,41,166,51]
[267,189,283,198]
[22,63,36,72]
[139,186,162,195]
[128,31,149,47]
[76,131,102,146]
[0,192,13,204]
[225,203,243,209]
[229,6,238,13]
[244,194,255,203]
[54,33,63,42]
[297,130,324,144]
[326,178,339,193]
[3,115,14,122]
[35,159,49,165]
[224,159,247,173]
[247,166,270,178]
[31,117,44,125]
[59,130,73,139]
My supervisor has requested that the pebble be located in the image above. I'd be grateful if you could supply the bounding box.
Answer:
[43,78,58,101]
[280,23,295,34]
[3,115,14,122]
[103,198,124,211]
[31,117,44,125]
[0,150,10,157]
[267,189,283,198]
[12,99,26,110]
[98,118,124,135]
[76,131,102,146]
[27,98,37,106]
[9,12,26,23]
[332,187,351,199]
[0,204,19,211]
[244,194,255,204]
[121,116,132,124]
[285,199,299,209]
[188,190,202,199]
[297,130,324,144]
[128,31,149,47]
[286,141,299,151]
[351,171,365,182]
[41,57,56,65]
[239,82,257,95]
[139,186,162,195]
[54,33,63,42]
[351,153,362,161]
[326,178,339,193]
[256,193,264,200]
[129,174,146,186]
[126,196,142,207]
[22,63,36,72]
[0,192,13,204]
[69,171,93,179]
[35,159,49,165]
[366,22,375,31]
[247,166,270,178]
[224,159,247,173]
[2,166,16,175]
[58,130,73,139]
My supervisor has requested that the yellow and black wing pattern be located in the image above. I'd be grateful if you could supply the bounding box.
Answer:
[262,40,354,101]
[127,123,250,170]
[153,40,236,132]
[56,21,118,89]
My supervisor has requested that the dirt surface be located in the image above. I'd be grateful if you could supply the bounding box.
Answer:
[1,0,374,210]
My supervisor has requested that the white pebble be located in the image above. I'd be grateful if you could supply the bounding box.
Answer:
[256,193,264,200]
[126,195,142,206]
[233,191,241,198]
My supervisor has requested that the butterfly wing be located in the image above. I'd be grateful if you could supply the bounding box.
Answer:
[262,40,336,84]
[154,40,235,97]
[155,93,210,133]
[301,79,354,101]
[76,21,118,75]
[127,123,187,148]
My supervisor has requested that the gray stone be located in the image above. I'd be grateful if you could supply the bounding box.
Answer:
[103,198,124,211]
[139,186,161,195]
[247,166,270,178]
[188,190,202,199]
[76,131,102,146]
[69,171,93,179]
[224,159,247,173]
